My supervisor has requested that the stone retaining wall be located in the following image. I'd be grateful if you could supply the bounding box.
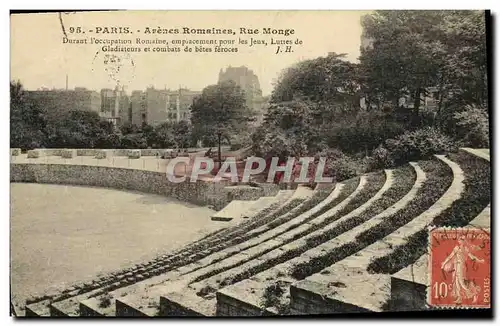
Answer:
[10,163,277,210]
[20,147,228,157]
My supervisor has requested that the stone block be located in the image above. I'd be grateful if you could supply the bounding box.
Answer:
[291,273,392,314]
[61,149,77,158]
[27,150,40,158]
[161,150,173,159]
[127,150,141,159]
[95,150,110,159]
[10,148,21,156]
[76,149,97,156]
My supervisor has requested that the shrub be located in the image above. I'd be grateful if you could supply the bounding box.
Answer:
[452,105,490,148]
[127,149,141,159]
[322,110,406,155]
[262,283,284,308]
[383,127,458,165]
[319,149,362,181]
[98,294,112,309]
[369,145,394,169]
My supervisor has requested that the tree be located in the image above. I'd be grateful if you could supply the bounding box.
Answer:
[172,120,192,149]
[439,11,488,107]
[271,52,360,110]
[10,80,48,149]
[359,11,447,116]
[120,121,141,135]
[190,80,255,166]
[45,110,114,148]
[359,10,487,116]
[252,100,320,158]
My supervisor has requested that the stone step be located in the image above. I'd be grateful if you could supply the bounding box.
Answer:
[389,253,428,311]
[67,188,306,316]
[190,172,391,292]
[216,280,278,316]
[245,183,341,237]
[214,163,424,315]
[289,185,315,200]
[160,290,217,316]
[211,200,258,221]
[290,275,392,314]
[108,174,372,316]
[134,171,388,316]
[290,154,464,314]
[460,147,490,161]
[212,185,315,222]
[242,196,278,219]
[44,189,298,316]
[79,184,339,316]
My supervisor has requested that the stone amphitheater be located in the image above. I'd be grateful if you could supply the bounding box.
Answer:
[10,147,491,316]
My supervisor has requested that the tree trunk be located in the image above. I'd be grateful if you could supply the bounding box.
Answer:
[413,87,422,126]
[436,73,446,126]
[217,131,222,169]
[413,88,421,116]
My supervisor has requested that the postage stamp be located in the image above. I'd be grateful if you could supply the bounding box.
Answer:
[428,227,491,309]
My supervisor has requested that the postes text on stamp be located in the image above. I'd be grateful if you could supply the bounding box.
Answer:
[428,227,490,309]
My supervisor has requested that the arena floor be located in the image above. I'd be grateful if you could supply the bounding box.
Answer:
[10,183,229,313]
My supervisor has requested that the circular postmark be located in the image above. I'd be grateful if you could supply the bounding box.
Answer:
[91,50,136,88]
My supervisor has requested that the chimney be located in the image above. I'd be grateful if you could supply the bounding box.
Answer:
[114,85,120,118]
[65,74,68,90]
[176,93,180,122]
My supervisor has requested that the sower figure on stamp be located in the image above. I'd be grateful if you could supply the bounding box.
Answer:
[441,235,485,304]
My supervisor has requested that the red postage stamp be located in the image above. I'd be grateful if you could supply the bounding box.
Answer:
[428,227,491,309]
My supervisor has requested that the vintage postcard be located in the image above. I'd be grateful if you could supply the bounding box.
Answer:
[10,10,491,317]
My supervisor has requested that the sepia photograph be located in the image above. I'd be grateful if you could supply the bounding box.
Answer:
[9,9,491,318]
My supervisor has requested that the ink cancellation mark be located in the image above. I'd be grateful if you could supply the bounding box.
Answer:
[428,227,490,309]
[91,50,136,87]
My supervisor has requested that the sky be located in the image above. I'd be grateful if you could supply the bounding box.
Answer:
[10,11,369,96]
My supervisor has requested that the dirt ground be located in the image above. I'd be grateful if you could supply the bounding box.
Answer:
[10,183,229,312]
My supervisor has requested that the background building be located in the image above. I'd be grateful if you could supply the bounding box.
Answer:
[129,87,201,126]
[218,66,266,122]
[26,87,101,121]
[219,66,263,110]
[99,87,130,126]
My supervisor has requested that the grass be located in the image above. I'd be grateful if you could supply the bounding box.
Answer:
[97,294,112,309]
[195,285,217,299]
[288,172,384,243]
[261,281,291,315]
[367,151,490,274]
[268,184,338,229]
[262,283,284,308]
[266,199,307,228]
[290,165,416,279]
[282,177,360,235]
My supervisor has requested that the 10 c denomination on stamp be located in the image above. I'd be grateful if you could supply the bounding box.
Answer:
[428,227,490,309]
